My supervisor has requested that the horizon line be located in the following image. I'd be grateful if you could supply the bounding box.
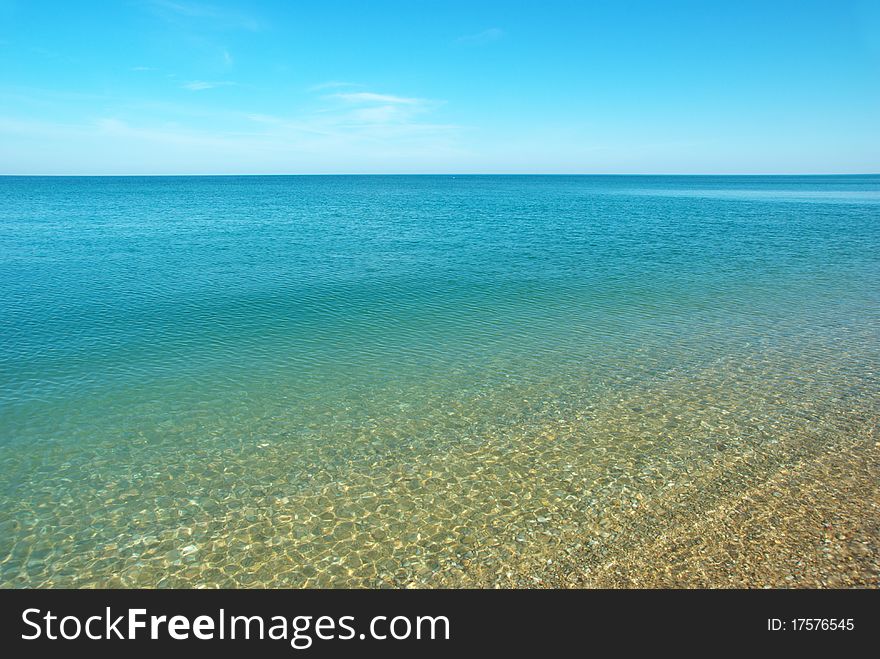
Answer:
[1,172,878,178]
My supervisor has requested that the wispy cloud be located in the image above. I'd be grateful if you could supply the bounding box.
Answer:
[234,85,460,155]
[456,27,504,46]
[182,80,235,91]
[0,82,464,173]
[146,0,263,31]
[308,81,361,92]
[316,88,449,132]
[330,92,424,106]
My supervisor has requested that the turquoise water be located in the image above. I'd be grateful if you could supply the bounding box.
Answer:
[1,175,878,587]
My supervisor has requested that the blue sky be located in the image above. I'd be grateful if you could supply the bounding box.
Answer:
[1,0,878,174]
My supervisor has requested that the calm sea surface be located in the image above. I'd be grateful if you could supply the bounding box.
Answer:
[1,175,878,587]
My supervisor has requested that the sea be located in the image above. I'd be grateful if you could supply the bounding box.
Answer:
[1,175,877,587]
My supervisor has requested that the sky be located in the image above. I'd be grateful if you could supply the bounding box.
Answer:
[0,0,878,174]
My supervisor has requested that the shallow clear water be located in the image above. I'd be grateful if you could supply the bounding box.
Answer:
[1,175,878,587]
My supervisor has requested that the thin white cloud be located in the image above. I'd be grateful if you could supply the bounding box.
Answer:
[182,80,235,91]
[0,109,467,174]
[246,113,284,125]
[147,0,262,31]
[457,27,504,45]
[150,0,205,16]
[349,105,406,123]
[0,116,88,138]
[243,86,448,134]
[308,81,361,92]
[331,92,424,106]
[229,85,461,156]
[0,82,463,173]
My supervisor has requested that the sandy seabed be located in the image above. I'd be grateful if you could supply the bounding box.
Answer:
[500,430,879,588]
